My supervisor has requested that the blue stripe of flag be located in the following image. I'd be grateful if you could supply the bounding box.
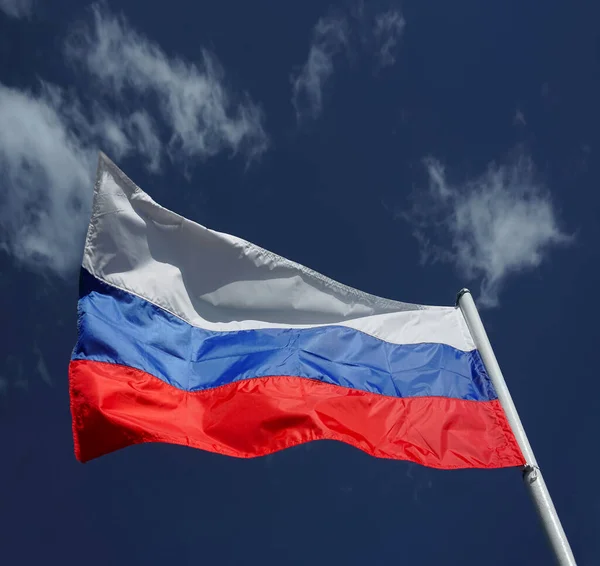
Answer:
[72,269,496,401]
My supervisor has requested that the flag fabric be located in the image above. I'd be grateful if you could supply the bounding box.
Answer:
[69,153,525,469]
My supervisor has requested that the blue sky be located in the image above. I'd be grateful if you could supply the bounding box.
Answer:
[0,0,598,564]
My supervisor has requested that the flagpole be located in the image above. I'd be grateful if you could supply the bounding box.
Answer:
[456,289,576,566]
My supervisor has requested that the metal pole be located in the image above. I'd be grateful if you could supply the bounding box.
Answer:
[456,289,576,566]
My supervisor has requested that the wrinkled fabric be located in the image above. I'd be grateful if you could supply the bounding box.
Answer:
[69,154,525,469]
[70,360,524,468]
[73,268,495,401]
[81,153,475,351]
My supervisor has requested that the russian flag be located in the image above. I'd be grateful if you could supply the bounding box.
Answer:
[69,153,525,469]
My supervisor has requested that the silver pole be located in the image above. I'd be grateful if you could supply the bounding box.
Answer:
[457,289,576,566]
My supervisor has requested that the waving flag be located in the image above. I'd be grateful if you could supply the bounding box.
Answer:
[69,153,524,468]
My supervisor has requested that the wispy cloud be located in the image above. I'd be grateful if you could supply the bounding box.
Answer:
[373,9,405,68]
[0,4,270,277]
[292,3,405,123]
[0,0,32,18]
[292,14,349,122]
[0,80,159,277]
[0,83,95,276]
[407,155,571,307]
[126,111,161,172]
[66,5,269,163]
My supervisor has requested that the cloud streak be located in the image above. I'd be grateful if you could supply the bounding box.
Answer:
[292,3,405,122]
[0,4,270,277]
[0,81,166,277]
[66,5,269,163]
[407,155,571,306]
[0,0,32,18]
[373,9,405,68]
[0,83,94,276]
[292,14,349,122]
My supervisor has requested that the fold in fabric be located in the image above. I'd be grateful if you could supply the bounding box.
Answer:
[70,360,524,468]
[68,154,525,469]
[73,269,495,401]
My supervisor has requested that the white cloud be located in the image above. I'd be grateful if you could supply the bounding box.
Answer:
[0,0,32,18]
[0,83,94,277]
[292,3,405,122]
[0,79,164,277]
[52,90,133,161]
[292,14,349,122]
[126,111,161,173]
[0,5,270,277]
[373,9,405,68]
[408,156,571,307]
[65,5,269,163]
[92,112,131,158]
